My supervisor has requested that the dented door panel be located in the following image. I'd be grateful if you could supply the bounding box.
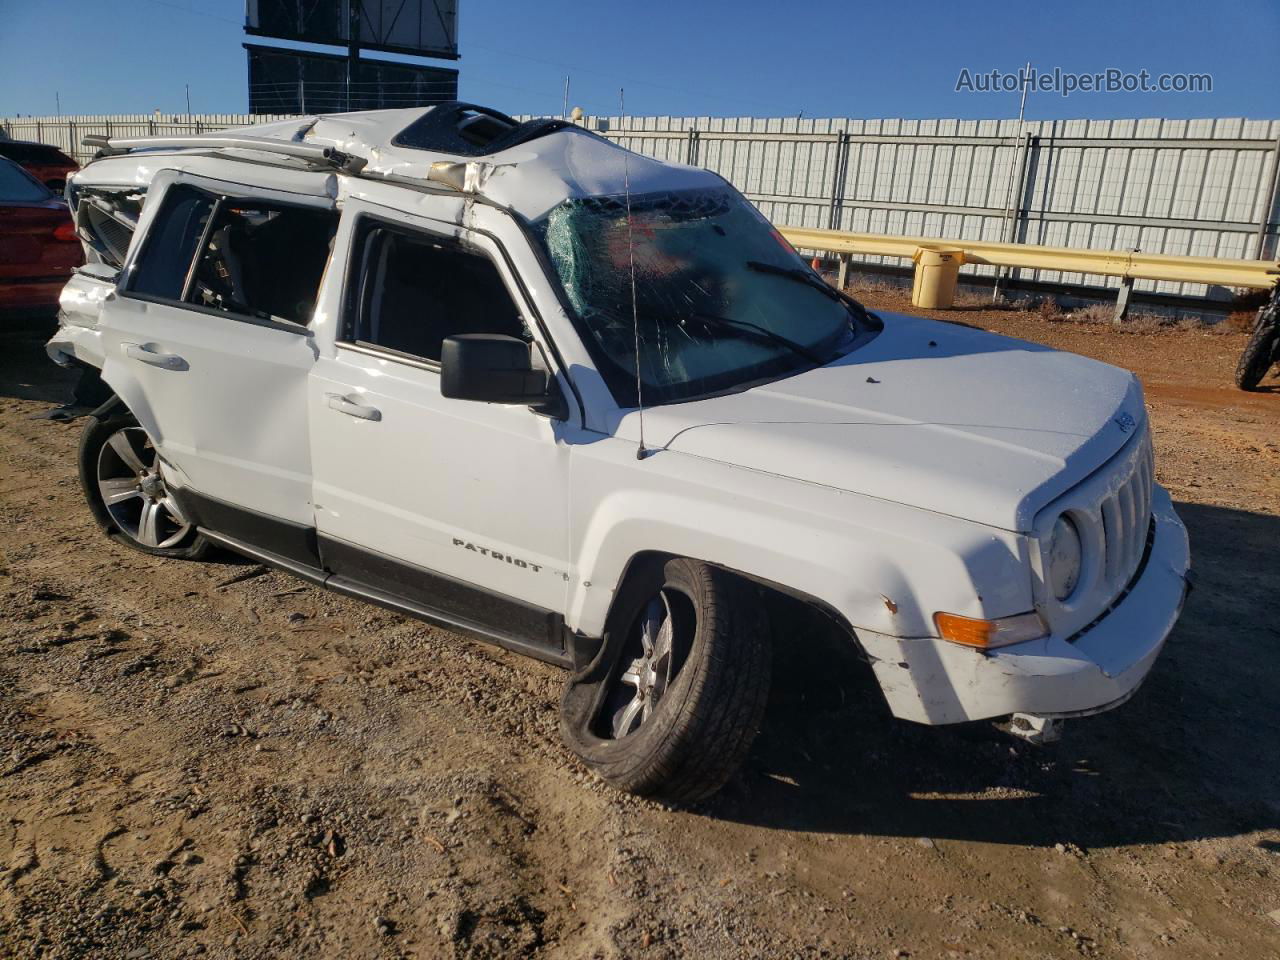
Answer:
[98,295,320,525]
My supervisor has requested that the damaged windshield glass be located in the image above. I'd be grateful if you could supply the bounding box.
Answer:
[535,187,864,406]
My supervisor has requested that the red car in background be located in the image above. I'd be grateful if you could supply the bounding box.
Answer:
[0,156,83,317]
[0,139,79,192]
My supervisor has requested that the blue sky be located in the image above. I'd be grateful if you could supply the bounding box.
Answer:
[1,0,1277,120]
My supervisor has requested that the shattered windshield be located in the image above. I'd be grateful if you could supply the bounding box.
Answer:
[535,187,861,406]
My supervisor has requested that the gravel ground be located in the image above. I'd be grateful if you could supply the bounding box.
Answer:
[1,297,1278,960]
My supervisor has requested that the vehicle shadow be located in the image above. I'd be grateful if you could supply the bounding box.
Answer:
[711,500,1280,849]
[0,314,80,405]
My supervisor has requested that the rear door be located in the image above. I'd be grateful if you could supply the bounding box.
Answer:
[97,169,338,562]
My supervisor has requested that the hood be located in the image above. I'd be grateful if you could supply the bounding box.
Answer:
[625,313,1144,532]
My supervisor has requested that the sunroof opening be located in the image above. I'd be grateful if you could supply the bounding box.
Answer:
[393,101,577,157]
[456,110,517,147]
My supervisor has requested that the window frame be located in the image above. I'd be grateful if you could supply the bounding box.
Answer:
[120,181,334,337]
[337,212,533,373]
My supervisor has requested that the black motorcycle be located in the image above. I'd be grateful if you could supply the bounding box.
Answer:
[1236,282,1280,391]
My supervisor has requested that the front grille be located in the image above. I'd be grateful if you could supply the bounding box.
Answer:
[1098,431,1154,598]
[1066,517,1156,643]
[1034,422,1156,639]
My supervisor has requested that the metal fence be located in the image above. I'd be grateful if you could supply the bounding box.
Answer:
[5,111,1279,300]
[0,114,297,166]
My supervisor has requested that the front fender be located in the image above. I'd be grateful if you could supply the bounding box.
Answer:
[566,438,1032,642]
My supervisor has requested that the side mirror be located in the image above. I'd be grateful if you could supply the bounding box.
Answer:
[440,334,566,418]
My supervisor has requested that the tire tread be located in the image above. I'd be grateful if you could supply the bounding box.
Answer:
[580,560,771,804]
[1235,307,1278,391]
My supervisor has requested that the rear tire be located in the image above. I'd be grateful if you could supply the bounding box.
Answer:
[1235,306,1279,391]
[78,413,210,560]
[559,557,771,804]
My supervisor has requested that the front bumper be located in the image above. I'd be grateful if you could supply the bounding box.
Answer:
[861,484,1190,726]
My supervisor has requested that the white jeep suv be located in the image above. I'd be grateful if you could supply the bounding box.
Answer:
[46,103,1191,802]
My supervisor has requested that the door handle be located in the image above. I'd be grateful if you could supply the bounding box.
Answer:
[124,342,187,371]
[326,393,381,422]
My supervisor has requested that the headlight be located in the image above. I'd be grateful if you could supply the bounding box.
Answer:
[1047,514,1083,601]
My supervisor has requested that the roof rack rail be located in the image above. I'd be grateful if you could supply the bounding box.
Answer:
[80,134,367,173]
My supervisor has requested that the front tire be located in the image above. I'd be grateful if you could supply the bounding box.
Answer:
[1235,305,1279,391]
[559,558,771,804]
[78,413,210,560]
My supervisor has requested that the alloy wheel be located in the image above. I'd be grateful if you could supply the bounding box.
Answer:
[604,589,692,738]
[95,427,192,549]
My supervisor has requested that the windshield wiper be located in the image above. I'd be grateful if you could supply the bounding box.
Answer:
[746,260,845,302]
[746,260,882,330]
[688,312,826,365]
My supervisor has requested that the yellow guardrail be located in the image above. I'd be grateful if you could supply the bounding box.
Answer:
[778,226,1280,290]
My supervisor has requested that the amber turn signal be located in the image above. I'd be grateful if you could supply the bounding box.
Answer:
[934,611,1047,650]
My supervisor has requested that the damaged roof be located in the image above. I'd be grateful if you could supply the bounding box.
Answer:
[96,102,722,221]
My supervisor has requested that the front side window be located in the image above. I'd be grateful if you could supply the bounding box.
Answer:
[127,183,336,326]
[535,187,863,406]
[344,222,530,364]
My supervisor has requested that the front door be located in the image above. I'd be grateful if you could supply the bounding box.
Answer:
[308,199,574,650]
[97,171,338,558]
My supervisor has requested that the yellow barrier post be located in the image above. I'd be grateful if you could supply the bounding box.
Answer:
[911,247,965,308]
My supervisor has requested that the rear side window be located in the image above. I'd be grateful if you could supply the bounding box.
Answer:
[189,201,337,325]
[0,142,71,165]
[128,185,214,301]
[344,222,529,363]
[0,158,52,202]
[127,183,337,326]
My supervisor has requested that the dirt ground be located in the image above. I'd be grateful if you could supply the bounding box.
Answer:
[1,294,1278,960]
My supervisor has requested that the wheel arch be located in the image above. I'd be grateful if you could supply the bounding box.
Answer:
[88,391,128,419]
[597,548,864,654]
